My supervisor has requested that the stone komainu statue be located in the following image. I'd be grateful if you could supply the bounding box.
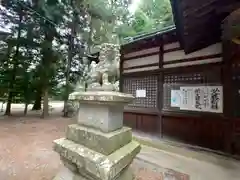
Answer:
[87,43,120,92]
[68,43,121,115]
[73,43,120,93]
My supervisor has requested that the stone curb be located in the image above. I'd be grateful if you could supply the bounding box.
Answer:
[133,135,240,166]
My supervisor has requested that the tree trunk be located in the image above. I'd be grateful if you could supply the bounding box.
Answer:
[1,101,4,112]
[63,9,75,117]
[3,45,12,114]
[39,21,55,118]
[63,37,73,117]
[63,46,72,117]
[24,103,28,115]
[32,90,42,110]
[5,92,13,115]
[42,88,49,118]
[63,81,70,117]
[5,8,23,116]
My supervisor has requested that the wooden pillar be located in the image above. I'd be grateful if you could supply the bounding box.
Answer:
[158,38,164,137]
[222,40,234,153]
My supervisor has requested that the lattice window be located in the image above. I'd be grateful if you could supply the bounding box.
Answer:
[163,69,222,112]
[123,76,158,108]
[164,73,205,84]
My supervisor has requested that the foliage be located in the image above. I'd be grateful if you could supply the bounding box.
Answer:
[0,0,174,116]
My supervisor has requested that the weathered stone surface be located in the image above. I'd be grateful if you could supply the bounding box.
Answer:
[78,103,123,133]
[74,91,134,133]
[75,92,133,133]
[66,124,132,155]
[60,156,78,173]
[54,91,139,180]
[53,138,140,180]
[74,91,134,104]
[53,166,134,180]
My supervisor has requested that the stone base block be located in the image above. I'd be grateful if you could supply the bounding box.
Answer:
[53,138,140,180]
[78,103,124,133]
[75,91,134,133]
[66,124,132,155]
[53,166,134,180]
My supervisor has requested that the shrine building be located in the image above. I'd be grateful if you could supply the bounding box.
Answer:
[119,0,240,155]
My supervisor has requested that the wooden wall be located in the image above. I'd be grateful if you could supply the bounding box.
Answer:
[162,114,229,151]
[122,47,160,74]
[160,40,229,152]
[163,42,222,68]
[120,31,240,154]
[225,41,240,154]
[124,110,159,133]
[122,46,160,134]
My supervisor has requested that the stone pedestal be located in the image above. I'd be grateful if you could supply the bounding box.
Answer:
[53,91,141,180]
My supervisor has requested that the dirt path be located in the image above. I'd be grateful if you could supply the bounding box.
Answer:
[0,116,71,180]
[0,114,189,180]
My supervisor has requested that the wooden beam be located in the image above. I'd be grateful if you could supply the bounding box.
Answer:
[123,63,159,71]
[216,3,240,14]
[163,53,222,65]
[123,51,159,61]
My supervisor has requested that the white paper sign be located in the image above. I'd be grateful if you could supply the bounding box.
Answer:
[180,86,223,113]
[180,87,195,110]
[207,86,223,113]
[171,90,181,107]
[136,89,146,98]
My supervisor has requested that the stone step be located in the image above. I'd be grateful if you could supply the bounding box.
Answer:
[66,124,132,155]
[53,138,141,180]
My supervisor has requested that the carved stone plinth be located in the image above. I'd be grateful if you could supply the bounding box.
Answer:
[53,91,141,180]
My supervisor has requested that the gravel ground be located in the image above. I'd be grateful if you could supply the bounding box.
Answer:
[132,158,189,180]
[0,114,189,180]
[0,116,70,180]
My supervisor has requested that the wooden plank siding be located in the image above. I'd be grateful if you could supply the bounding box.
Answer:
[119,1,240,155]
[124,111,159,133]
[122,46,161,134]
[120,31,238,153]
[159,41,227,152]
[162,114,229,151]
[122,47,160,74]
[163,42,222,68]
